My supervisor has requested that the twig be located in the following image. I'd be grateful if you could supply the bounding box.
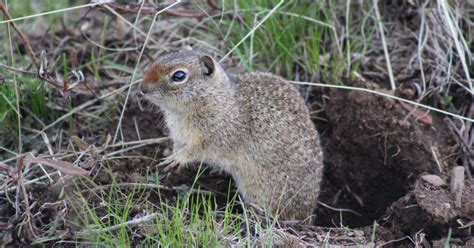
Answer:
[85,183,215,196]
[14,157,24,220]
[101,4,161,46]
[77,213,159,235]
[0,63,36,75]
[103,140,167,158]
[431,146,443,173]
[378,236,411,247]
[0,171,59,195]
[318,201,362,217]
[85,183,170,193]
[99,3,155,14]
[94,2,217,18]
[40,80,139,134]
[164,8,210,18]
[458,220,474,229]
[106,137,169,148]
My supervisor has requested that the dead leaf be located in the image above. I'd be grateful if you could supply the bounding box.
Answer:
[27,158,89,176]
[400,101,433,125]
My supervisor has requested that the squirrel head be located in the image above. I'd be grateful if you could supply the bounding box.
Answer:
[140,51,230,112]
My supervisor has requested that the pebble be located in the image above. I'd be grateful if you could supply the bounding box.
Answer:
[421,174,445,187]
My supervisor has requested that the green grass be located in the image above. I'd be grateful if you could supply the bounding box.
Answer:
[0,55,66,157]
[4,0,35,18]
[6,0,69,24]
[185,0,377,85]
[47,165,252,247]
[0,70,55,148]
[73,169,145,247]
[0,0,76,155]
[444,228,452,248]
[223,0,331,78]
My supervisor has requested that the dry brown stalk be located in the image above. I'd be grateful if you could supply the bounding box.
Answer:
[0,4,40,69]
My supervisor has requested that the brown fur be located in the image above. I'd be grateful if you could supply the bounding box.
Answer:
[143,63,171,84]
[140,51,324,222]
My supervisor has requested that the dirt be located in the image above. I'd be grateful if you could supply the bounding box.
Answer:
[382,178,474,240]
[311,80,473,244]
[315,81,458,226]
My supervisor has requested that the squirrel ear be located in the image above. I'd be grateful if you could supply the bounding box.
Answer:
[200,55,215,77]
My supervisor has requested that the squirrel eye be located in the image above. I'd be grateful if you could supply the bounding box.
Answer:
[171,70,187,83]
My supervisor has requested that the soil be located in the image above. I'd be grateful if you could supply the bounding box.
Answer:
[311,80,473,245]
[316,81,458,227]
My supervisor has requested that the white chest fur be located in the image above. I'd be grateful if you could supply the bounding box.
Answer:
[165,111,199,148]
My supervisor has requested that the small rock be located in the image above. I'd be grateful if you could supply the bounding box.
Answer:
[163,148,172,157]
[130,172,145,183]
[353,230,364,237]
[421,174,445,186]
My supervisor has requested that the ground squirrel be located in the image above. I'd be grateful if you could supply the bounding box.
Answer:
[140,51,324,221]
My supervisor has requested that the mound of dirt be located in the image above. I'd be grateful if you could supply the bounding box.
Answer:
[314,81,473,243]
[382,177,474,240]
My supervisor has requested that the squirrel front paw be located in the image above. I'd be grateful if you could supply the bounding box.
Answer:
[158,154,182,173]
[158,148,195,174]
